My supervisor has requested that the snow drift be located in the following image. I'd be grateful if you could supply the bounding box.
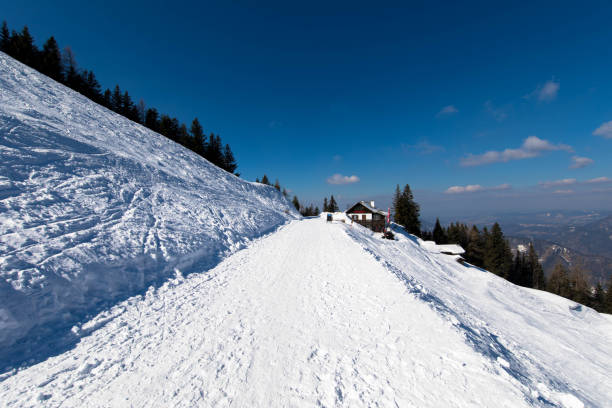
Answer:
[0,51,297,368]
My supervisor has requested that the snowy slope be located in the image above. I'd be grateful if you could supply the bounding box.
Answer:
[0,52,297,368]
[2,218,610,407]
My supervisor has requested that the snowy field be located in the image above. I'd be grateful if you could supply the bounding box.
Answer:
[1,218,610,407]
[0,52,297,369]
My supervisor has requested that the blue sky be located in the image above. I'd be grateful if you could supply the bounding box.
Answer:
[3,1,612,217]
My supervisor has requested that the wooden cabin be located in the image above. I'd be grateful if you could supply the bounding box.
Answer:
[346,201,386,232]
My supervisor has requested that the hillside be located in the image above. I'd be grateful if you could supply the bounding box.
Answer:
[0,51,297,369]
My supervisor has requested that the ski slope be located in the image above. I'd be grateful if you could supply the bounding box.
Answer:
[0,51,297,368]
[1,218,610,407]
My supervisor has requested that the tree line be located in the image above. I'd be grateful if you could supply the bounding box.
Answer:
[390,183,612,314]
[0,21,237,174]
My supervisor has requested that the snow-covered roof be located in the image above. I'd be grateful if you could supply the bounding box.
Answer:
[421,241,465,255]
[346,201,386,216]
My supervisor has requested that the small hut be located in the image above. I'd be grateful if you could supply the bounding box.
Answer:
[346,201,386,232]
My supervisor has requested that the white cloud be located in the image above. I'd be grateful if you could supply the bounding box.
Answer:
[436,105,458,117]
[593,120,612,139]
[553,189,574,194]
[460,136,573,167]
[537,80,560,101]
[445,183,511,194]
[539,178,577,188]
[326,174,360,185]
[525,79,560,102]
[586,176,611,184]
[569,156,594,169]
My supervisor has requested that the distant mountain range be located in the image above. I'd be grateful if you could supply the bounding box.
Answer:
[437,210,612,284]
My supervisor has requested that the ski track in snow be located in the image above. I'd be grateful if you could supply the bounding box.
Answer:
[0,51,297,369]
[2,219,542,407]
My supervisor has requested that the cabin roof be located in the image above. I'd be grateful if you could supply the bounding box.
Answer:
[346,201,386,216]
[421,241,465,255]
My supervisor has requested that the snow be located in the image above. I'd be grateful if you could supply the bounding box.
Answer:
[0,52,297,369]
[1,51,611,407]
[420,241,465,255]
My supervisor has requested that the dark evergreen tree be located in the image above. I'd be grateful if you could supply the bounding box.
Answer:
[261,174,270,185]
[222,144,238,174]
[0,21,10,53]
[84,71,102,101]
[329,195,339,212]
[190,118,205,155]
[205,134,224,165]
[11,26,38,67]
[568,267,590,305]
[484,223,508,277]
[432,218,446,244]
[527,243,545,289]
[292,195,300,211]
[177,123,190,145]
[62,47,82,91]
[465,226,484,267]
[394,184,420,235]
[274,179,281,191]
[40,36,62,81]
[323,197,328,212]
[102,88,112,108]
[111,85,122,112]
[144,108,160,132]
[604,278,612,314]
[547,263,571,298]
[282,188,288,198]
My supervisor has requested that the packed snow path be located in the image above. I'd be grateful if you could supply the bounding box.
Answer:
[0,219,530,407]
[4,219,609,407]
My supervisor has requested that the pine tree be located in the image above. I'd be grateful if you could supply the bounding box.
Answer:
[282,188,288,198]
[568,266,590,305]
[323,197,328,212]
[292,196,300,211]
[604,278,612,314]
[222,144,237,174]
[527,243,545,289]
[111,85,122,112]
[190,118,205,155]
[484,223,507,277]
[12,26,38,67]
[255,177,260,183]
[261,174,270,185]
[84,71,102,101]
[102,89,112,108]
[314,206,319,215]
[274,179,281,191]
[394,184,420,235]
[432,218,446,244]
[547,263,571,298]
[40,36,62,81]
[465,226,484,266]
[329,195,339,212]
[0,21,10,53]
[62,47,81,91]
[145,108,160,132]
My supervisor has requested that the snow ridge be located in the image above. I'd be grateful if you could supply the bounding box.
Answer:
[0,51,298,370]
